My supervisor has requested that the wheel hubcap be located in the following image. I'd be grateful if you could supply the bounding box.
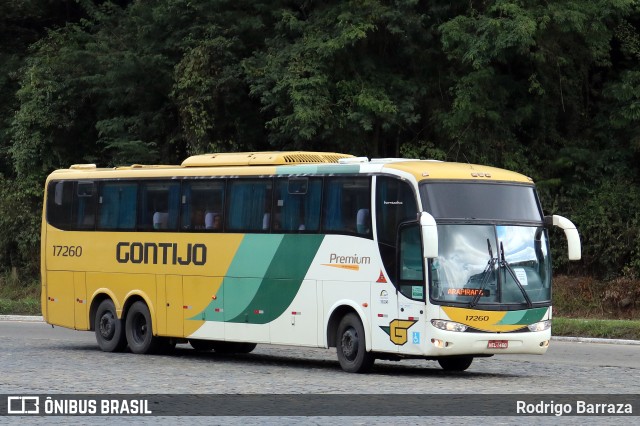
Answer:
[99,313,115,340]
[341,327,358,361]
[132,313,147,343]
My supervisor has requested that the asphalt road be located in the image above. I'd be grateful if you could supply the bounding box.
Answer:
[0,319,638,424]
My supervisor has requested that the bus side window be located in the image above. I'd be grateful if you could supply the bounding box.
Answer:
[98,182,138,230]
[138,181,180,231]
[181,179,225,231]
[47,181,75,229]
[76,181,96,229]
[227,179,273,232]
[398,223,425,300]
[273,177,322,232]
[323,177,371,237]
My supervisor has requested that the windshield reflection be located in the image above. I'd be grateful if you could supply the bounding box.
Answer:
[430,225,551,306]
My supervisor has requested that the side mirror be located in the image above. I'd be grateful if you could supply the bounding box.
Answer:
[419,212,439,259]
[545,215,581,261]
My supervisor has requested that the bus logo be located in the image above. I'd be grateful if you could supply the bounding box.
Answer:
[116,242,207,266]
[379,319,417,345]
[322,253,371,271]
[7,396,40,414]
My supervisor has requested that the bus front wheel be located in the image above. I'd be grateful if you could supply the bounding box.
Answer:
[95,299,127,352]
[125,301,162,354]
[336,313,374,373]
[437,356,473,372]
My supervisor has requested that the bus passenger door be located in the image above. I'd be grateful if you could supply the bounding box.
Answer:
[395,223,427,355]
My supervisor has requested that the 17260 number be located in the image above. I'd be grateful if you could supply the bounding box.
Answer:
[52,245,83,257]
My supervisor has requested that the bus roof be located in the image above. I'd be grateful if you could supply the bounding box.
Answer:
[382,161,532,183]
[181,151,354,167]
[48,152,532,184]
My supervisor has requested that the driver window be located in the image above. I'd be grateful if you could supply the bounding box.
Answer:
[398,223,425,300]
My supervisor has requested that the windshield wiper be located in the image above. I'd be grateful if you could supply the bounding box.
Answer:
[469,239,497,308]
[499,242,533,308]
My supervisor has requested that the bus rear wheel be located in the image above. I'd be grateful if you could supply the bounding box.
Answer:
[125,301,162,354]
[95,299,127,352]
[437,356,473,372]
[336,313,374,373]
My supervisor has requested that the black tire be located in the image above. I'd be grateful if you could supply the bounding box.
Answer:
[438,356,473,372]
[336,313,374,373]
[125,301,161,354]
[211,341,257,354]
[95,299,127,352]
[189,339,216,352]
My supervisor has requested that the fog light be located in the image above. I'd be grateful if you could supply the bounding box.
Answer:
[431,338,445,348]
[431,319,467,332]
[540,340,550,347]
[528,320,551,332]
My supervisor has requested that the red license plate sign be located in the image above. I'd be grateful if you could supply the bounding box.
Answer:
[488,340,508,349]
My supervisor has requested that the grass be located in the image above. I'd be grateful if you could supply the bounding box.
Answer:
[552,317,640,340]
[0,275,41,315]
[1,273,639,340]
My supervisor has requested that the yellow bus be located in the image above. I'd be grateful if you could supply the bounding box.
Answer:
[41,151,581,372]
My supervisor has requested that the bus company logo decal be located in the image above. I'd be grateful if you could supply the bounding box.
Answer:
[379,319,418,345]
[321,253,371,271]
[116,242,207,266]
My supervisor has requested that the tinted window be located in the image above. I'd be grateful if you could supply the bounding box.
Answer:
[47,181,97,230]
[273,177,322,232]
[138,181,181,231]
[227,179,273,231]
[76,181,97,229]
[398,224,425,300]
[420,183,542,222]
[181,180,225,231]
[47,181,75,229]
[98,182,138,230]
[323,177,371,237]
[376,177,418,245]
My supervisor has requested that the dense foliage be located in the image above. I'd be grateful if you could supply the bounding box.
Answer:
[1,0,639,279]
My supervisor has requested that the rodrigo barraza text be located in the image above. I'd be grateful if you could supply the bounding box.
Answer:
[516,400,632,416]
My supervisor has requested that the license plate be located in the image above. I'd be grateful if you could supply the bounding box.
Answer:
[488,340,508,349]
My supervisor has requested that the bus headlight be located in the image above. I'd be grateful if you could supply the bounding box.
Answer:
[431,319,467,332]
[527,320,551,332]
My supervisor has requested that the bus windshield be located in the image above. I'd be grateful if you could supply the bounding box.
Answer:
[428,224,551,306]
[420,182,550,306]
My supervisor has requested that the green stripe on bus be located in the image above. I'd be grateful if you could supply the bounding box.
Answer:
[226,234,284,278]
[190,234,284,322]
[226,234,324,324]
[192,234,324,323]
[276,165,319,175]
[517,307,548,325]
[497,307,548,325]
